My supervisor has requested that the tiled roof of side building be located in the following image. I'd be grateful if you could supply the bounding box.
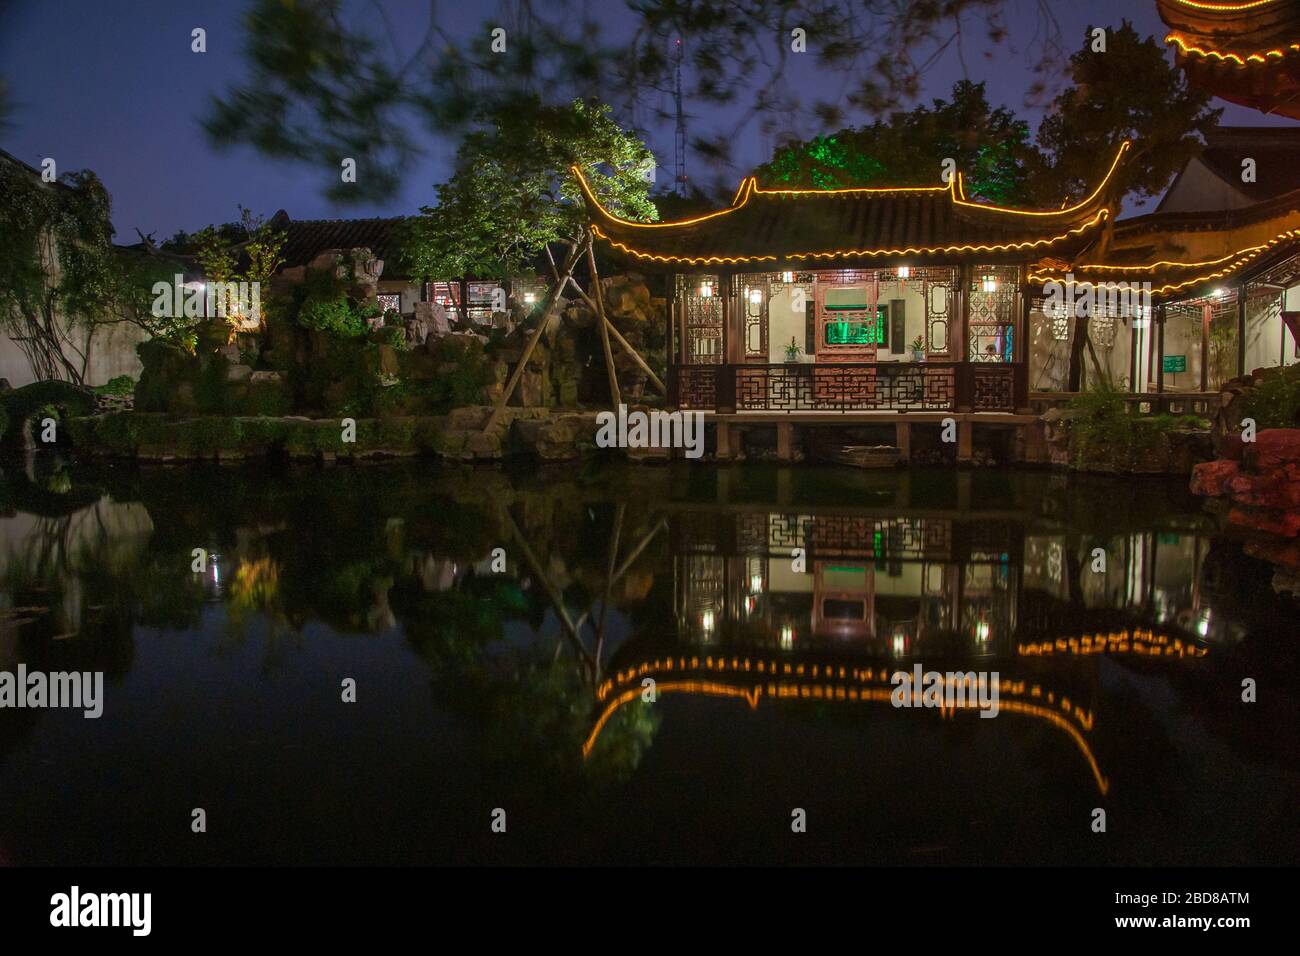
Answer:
[1196,127,1300,203]
[1031,184,1300,300]
[274,212,412,274]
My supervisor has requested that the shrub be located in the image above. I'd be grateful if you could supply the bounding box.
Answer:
[299,292,369,338]
[1241,365,1300,429]
[1068,382,1207,469]
[93,374,135,396]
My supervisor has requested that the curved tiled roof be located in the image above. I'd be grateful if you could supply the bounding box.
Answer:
[1029,184,1300,299]
[276,214,409,273]
[1158,0,1300,118]
[577,143,1128,268]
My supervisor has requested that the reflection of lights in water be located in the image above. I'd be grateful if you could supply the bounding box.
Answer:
[1047,542,1062,584]
[700,609,715,636]
[975,621,991,642]
[780,624,794,650]
[892,635,906,657]
[749,574,764,594]
[1197,610,1211,637]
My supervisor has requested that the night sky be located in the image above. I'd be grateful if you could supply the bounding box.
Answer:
[1,0,1290,241]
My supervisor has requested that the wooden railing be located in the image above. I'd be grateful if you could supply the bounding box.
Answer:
[673,362,1026,413]
[1028,391,1222,418]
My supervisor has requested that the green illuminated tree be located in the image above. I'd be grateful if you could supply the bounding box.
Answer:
[754,80,1039,203]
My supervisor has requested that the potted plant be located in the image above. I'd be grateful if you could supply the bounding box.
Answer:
[783,337,803,363]
[910,335,925,362]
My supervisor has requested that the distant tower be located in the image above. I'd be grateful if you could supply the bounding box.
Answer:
[674,37,687,197]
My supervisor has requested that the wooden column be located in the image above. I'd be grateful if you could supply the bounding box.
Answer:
[1237,283,1247,378]
[956,263,971,364]
[956,264,972,411]
[1200,302,1211,392]
[1156,303,1166,398]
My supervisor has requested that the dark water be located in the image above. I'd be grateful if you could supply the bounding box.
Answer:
[0,456,1296,865]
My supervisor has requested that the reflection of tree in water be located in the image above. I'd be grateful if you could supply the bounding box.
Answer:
[397,491,668,792]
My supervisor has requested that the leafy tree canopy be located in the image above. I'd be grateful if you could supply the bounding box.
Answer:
[755,80,1037,203]
[401,98,657,280]
[753,23,1220,212]
[1033,21,1220,207]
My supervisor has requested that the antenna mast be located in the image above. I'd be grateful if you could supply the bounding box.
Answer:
[674,36,686,197]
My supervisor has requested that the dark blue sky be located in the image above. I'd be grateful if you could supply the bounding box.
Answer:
[1,0,1290,240]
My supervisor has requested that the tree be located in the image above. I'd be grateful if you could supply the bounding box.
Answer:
[203,0,1066,203]
[754,80,1040,203]
[1034,21,1220,390]
[1034,21,1220,209]
[401,98,656,281]
[192,208,287,338]
[402,97,659,423]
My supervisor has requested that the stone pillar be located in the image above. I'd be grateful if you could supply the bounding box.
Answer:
[957,418,973,464]
[895,420,912,462]
[777,422,795,462]
[715,419,733,460]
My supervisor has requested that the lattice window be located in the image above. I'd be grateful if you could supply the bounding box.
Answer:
[426,281,461,321]
[466,281,500,323]
[1091,314,1117,350]
[734,275,769,358]
[678,274,724,364]
[377,293,402,316]
[923,273,955,355]
[968,266,1018,363]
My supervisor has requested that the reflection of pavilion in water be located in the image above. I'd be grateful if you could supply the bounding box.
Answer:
[586,501,1224,797]
[671,504,1226,656]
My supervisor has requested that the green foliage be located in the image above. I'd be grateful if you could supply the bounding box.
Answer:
[191,208,287,336]
[93,375,136,397]
[1035,21,1220,206]
[0,162,152,382]
[291,260,380,339]
[757,24,1220,211]
[757,81,1036,202]
[1241,366,1300,430]
[1068,382,1207,468]
[299,292,369,337]
[401,98,657,280]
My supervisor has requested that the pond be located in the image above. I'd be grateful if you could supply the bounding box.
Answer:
[0,457,1295,865]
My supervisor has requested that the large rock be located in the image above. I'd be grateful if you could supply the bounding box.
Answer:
[1244,428,1300,473]
[1190,458,1238,498]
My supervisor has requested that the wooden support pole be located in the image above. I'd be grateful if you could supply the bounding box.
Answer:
[483,241,582,432]
[1156,303,1166,402]
[561,275,666,394]
[586,242,622,408]
[1201,302,1211,393]
[1237,283,1247,378]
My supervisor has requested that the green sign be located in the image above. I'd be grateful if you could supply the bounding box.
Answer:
[1162,354,1186,373]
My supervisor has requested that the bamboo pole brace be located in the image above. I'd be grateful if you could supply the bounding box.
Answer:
[562,275,666,394]
[586,243,622,408]
[483,241,582,433]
